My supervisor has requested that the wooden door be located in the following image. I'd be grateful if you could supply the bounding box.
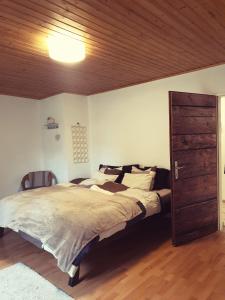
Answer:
[169,91,218,245]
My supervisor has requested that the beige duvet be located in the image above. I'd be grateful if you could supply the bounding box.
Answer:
[0,184,144,272]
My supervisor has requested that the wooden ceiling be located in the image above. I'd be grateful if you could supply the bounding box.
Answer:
[1,0,225,99]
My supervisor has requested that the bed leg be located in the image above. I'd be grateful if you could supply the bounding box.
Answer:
[68,265,80,287]
[0,227,4,238]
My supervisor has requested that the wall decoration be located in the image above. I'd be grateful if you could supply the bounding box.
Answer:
[45,117,59,129]
[71,123,88,164]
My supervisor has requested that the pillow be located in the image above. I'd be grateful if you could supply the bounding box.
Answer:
[99,164,139,183]
[80,171,119,186]
[99,164,122,172]
[99,164,140,185]
[131,166,157,190]
[132,165,157,172]
[97,181,128,193]
[99,164,138,173]
[99,166,107,173]
[99,166,122,176]
[132,166,152,173]
[104,168,122,175]
[99,166,123,183]
[122,164,139,173]
[122,172,156,190]
[93,171,118,183]
[134,167,170,189]
[90,185,114,195]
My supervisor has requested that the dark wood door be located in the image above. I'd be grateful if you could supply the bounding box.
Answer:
[169,91,218,245]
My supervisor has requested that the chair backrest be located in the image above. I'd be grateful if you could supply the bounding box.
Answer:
[21,171,57,191]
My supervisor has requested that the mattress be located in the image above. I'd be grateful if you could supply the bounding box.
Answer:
[20,187,171,245]
[155,189,171,214]
[156,188,171,201]
[100,188,171,241]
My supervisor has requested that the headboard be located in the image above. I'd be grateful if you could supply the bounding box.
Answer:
[154,168,170,190]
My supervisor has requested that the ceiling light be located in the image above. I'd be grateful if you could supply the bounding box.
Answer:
[47,35,85,63]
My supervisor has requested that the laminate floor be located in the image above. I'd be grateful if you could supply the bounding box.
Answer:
[0,217,224,300]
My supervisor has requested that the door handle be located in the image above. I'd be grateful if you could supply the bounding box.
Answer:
[174,161,184,180]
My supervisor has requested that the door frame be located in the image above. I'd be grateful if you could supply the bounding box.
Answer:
[218,96,224,230]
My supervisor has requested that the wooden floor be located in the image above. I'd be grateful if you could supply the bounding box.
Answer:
[1,218,225,300]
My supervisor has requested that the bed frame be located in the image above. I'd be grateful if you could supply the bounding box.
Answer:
[0,168,171,287]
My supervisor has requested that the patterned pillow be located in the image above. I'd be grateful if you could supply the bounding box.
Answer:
[99,164,138,183]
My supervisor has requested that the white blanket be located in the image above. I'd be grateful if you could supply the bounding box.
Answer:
[117,188,161,217]
[0,184,146,272]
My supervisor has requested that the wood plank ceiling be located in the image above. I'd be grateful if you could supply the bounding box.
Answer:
[1,0,225,99]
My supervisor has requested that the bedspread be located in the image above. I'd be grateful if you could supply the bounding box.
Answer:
[0,184,145,272]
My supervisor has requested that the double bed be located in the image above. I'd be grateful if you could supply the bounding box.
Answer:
[0,164,171,287]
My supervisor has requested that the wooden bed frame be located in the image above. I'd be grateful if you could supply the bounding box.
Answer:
[0,168,171,286]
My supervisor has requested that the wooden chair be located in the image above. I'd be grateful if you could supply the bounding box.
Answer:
[21,171,57,191]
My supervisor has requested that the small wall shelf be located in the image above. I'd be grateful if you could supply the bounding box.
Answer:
[45,117,59,129]
[46,123,59,129]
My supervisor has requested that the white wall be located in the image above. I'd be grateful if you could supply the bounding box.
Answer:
[0,95,43,198]
[3,63,225,197]
[89,64,225,174]
[0,92,90,197]
[62,94,90,180]
[40,93,90,183]
[39,94,68,183]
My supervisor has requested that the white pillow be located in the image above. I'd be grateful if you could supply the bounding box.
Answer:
[131,166,156,190]
[122,173,155,190]
[93,171,118,182]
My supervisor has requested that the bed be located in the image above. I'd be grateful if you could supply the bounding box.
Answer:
[0,165,171,287]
